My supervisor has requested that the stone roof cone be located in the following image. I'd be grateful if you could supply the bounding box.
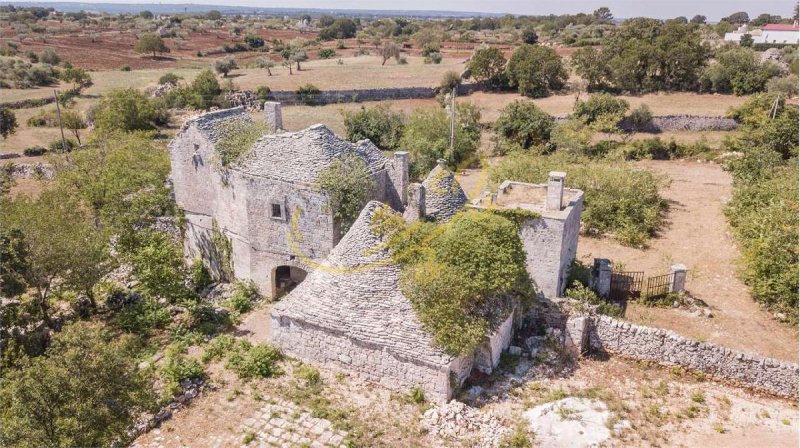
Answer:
[421,159,468,221]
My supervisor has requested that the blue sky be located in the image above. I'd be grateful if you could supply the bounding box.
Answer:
[60,0,797,19]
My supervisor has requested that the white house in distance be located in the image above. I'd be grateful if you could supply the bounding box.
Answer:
[724,23,799,45]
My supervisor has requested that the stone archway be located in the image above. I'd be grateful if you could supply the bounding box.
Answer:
[271,265,308,299]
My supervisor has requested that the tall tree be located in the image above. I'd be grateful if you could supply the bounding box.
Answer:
[0,323,154,448]
[505,44,567,98]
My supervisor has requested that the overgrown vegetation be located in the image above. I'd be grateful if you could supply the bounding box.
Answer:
[342,104,405,150]
[490,152,667,246]
[317,152,376,236]
[214,119,266,167]
[372,208,532,355]
[723,94,798,322]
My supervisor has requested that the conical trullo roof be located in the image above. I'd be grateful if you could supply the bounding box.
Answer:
[270,201,455,367]
[421,162,468,221]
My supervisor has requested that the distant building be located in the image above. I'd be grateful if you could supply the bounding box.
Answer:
[724,23,799,45]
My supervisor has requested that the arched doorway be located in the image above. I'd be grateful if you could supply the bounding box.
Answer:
[272,265,308,299]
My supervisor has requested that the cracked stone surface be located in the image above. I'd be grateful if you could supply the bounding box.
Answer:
[131,399,348,448]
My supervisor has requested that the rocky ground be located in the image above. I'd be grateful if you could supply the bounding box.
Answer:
[130,302,798,448]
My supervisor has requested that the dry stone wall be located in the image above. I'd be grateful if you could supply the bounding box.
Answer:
[227,84,479,108]
[588,315,799,398]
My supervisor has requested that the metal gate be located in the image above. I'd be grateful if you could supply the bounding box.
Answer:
[610,271,643,300]
[644,272,675,300]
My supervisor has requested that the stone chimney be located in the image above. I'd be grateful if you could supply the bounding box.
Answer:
[403,183,426,223]
[390,151,409,209]
[437,158,447,169]
[546,171,566,212]
[263,101,283,133]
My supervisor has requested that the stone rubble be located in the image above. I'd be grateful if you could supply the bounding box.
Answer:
[421,400,510,448]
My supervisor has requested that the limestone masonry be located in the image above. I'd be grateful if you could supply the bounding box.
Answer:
[169,104,586,401]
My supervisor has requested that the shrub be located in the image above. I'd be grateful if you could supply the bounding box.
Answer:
[564,281,623,317]
[385,210,531,355]
[120,64,131,71]
[26,108,58,127]
[317,48,336,59]
[22,145,46,156]
[342,104,405,149]
[245,34,265,48]
[467,46,507,89]
[39,48,60,65]
[95,88,170,132]
[161,352,205,395]
[296,83,320,104]
[317,152,376,236]
[493,100,554,154]
[409,386,426,404]
[490,153,666,246]
[158,72,182,85]
[190,259,212,291]
[47,138,76,152]
[127,230,191,302]
[425,52,442,64]
[400,103,481,178]
[766,75,799,98]
[202,334,236,363]
[0,108,18,139]
[573,93,629,133]
[226,341,284,378]
[215,119,266,166]
[628,104,653,131]
[255,85,271,101]
[114,296,171,335]
[700,46,780,95]
[295,363,321,386]
[227,280,260,313]
[439,70,462,91]
[214,57,238,77]
[506,44,567,98]
[397,57,408,65]
[187,70,222,110]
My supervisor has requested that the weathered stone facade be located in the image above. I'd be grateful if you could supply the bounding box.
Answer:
[270,202,516,402]
[471,176,584,298]
[168,106,409,296]
[588,315,799,398]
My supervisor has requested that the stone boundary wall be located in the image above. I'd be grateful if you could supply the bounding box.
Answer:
[0,96,56,110]
[3,162,55,179]
[553,115,738,132]
[227,83,479,109]
[588,315,799,398]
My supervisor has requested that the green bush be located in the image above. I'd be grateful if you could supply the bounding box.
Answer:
[226,341,284,378]
[382,209,531,355]
[94,88,170,132]
[317,152,376,236]
[628,104,653,131]
[294,363,321,386]
[215,120,266,166]
[47,138,76,152]
[615,138,713,161]
[227,280,260,313]
[573,93,629,133]
[400,103,481,178]
[409,386,426,404]
[317,48,336,59]
[22,145,46,156]
[342,104,406,150]
[506,44,567,98]
[114,297,171,335]
[700,46,781,95]
[202,334,236,363]
[120,65,131,72]
[161,352,205,395]
[255,85,271,101]
[296,83,321,104]
[158,72,182,85]
[564,281,622,317]
[466,46,507,89]
[723,95,798,321]
[493,100,554,154]
[490,152,666,246]
[190,259,213,291]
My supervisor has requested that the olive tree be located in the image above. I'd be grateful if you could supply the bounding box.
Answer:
[135,33,170,58]
[505,44,567,98]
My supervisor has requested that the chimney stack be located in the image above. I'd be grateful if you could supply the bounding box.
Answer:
[263,101,283,133]
[546,171,566,211]
[436,158,447,169]
[403,183,426,223]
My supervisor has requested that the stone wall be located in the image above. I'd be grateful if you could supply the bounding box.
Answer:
[227,83,479,109]
[271,315,464,402]
[588,315,799,398]
[553,115,738,132]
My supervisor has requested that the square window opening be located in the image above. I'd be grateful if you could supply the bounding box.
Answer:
[271,203,282,219]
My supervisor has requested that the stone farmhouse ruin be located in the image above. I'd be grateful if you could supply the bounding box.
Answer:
[169,102,585,402]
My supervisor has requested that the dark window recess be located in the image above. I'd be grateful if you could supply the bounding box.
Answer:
[271,203,282,218]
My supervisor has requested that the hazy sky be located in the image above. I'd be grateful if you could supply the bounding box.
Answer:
[60,0,797,19]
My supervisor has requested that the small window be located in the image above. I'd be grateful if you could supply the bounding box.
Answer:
[271,203,282,219]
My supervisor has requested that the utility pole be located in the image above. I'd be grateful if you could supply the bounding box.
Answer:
[449,87,456,157]
[53,89,68,153]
